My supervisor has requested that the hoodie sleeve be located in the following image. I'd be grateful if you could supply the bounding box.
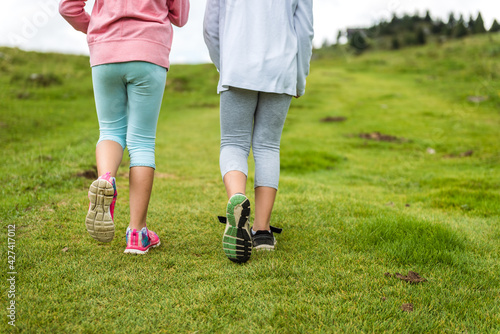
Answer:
[167,0,190,27]
[294,0,314,97]
[203,0,221,70]
[59,0,90,34]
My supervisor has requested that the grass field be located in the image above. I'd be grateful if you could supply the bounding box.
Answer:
[1,33,499,332]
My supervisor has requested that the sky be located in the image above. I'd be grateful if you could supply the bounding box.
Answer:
[1,0,499,64]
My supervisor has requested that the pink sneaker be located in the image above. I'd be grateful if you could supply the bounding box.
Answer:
[124,227,161,254]
[85,172,117,242]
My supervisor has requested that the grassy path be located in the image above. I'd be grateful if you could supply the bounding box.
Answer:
[0,35,499,332]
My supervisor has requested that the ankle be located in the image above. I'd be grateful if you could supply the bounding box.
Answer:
[128,224,147,231]
[252,224,271,232]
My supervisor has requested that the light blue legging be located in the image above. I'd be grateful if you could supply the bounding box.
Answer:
[220,87,292,190]
[92,61,167,169]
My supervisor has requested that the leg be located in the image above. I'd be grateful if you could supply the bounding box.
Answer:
[219,88,258,262]
[86,64,128,242]
[252,92,291,231]
[129,166,154,230]
[219,87,258,198]
[96,140,123,177]
[223,171,247,198]
[92,63,128,175]
[253,186,277,231]
[124,62,166,230]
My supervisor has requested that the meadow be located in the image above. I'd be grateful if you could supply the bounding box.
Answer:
[0,33,499,332]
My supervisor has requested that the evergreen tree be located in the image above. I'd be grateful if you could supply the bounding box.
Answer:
[447,12,456,27]
[416,28,426,45]
[336,30,342,44]
[454,15,468,38]
[431,20,445,35]
[468,15,476,34]
[424,10,432,22]
[490,19,500,33]
[474,12,486,34]
[349,31,369,54]
[402,14,416,31]
[391,13,400,26]
[379,21,393,36]
[391,37,400,50]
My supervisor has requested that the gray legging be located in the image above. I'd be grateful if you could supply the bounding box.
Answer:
[220,87,292,190]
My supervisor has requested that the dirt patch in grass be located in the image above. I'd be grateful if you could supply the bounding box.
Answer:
[385,271,427,284]
[444,150,474,158]
[320,116,347,123]
[77,167,97,180]
[356,132,408,143]
[401,303,414,312]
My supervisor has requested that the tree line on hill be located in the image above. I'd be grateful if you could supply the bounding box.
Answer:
[328,11,500,53]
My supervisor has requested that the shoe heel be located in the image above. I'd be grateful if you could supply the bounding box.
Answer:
[86,179,115,243]
[223,194,252,263]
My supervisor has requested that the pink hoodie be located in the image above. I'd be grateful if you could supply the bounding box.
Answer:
[59,0,189,69]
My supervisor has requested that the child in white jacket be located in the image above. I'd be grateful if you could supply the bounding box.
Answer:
[204,0,314,263]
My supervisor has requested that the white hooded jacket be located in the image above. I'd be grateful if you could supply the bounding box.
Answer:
[203,0,314,97]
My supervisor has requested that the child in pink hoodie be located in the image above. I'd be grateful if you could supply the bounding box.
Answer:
[59,0,189,254]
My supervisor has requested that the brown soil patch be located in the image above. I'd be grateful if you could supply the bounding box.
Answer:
[358,132,407,143]
[320,116,347,123]
[385,271,427,284]
[401,303,414,312]
[444,150,474,158]
[77,167,97,180]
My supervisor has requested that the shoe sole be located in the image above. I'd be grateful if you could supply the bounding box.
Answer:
[86,179,115,242]
[123,241,161,255]
[254,243,276,251]
[223,194,252,263]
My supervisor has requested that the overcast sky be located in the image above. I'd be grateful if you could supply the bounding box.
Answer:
[1,0,499,64]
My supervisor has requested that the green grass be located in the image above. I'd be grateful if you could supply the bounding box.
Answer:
[1,33,500,332]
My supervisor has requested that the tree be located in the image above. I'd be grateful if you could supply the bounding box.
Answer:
[431,20,445,35]
[349,31,370,54]
[490,19,500,33]
[454,15,468,38]
[416,28,426,45]
[447,12,456,28]
[424,10,432,22]
[468,15,476,34]
[473,12,486,34]
[391,37,400,50]
[391,13,400,25]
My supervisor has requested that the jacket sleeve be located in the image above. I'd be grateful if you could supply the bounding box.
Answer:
[59,0,90,34]
[167,0,190,27]
[294,0,314,97]
[203,0,220,70]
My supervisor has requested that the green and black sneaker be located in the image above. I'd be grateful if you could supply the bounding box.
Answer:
[219,193,252,263]
[252,226,283,250]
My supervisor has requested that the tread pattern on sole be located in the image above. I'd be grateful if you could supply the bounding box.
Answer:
[223,194,252,263]
[86,179,115,243]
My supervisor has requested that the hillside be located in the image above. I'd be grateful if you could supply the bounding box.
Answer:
[0,34,499,332]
